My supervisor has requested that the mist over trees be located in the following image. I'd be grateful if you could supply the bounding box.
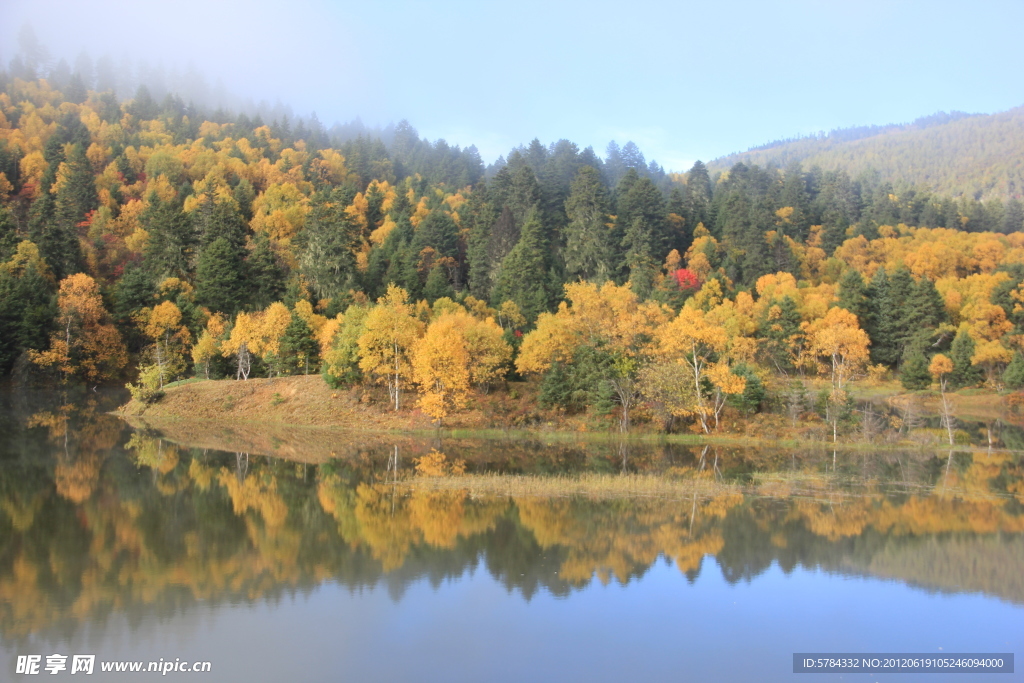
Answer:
[2,29,1024,437]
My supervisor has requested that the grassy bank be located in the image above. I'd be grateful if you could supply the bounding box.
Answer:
[119,375,1022,456]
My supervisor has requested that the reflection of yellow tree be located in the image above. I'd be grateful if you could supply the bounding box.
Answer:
[4,441,1024,641]
[28,404,121,504]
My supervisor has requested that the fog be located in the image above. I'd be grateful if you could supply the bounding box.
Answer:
[3,0,1024,169]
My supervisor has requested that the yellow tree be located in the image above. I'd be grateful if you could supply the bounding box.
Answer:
[255,302,292,376]
[30,273,127,382]
[655,307,744,434]
[412,313,472,423]
[191,313,227,379]
[358,285,424,410]
[463,315,512,390]
[803,307,870,442]
[516,281,669,431]
[139,300,192,387]
[222,311,261,380]
[930,354,955,446]
[971,339,1012,385]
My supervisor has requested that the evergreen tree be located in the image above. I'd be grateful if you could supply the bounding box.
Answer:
[837,268,869,323]
[759,295,802,371]
[423,264,454,303]
[414,210,459,259]
[684,161,713,231]
[507,164,543,229]
[1003,352,1024,389]
[814,169,859,254]
[538,344,615,412]
[465,179,496,300]
[666,186,692,256]
[865,267,902,366]
[900,342,932,390]
[55,143,98,226]
[195,237,246,314]
[948,326,982,389]
[0,207,19,261]
[247,235,286,309]
[886,265,917,361]
[907,275,946,330]
[0,259,56,373]
[618,173,669,263]
[623,217,657,299]
[280,314,319,375]
[113,264,155,328]
[299,189,359,300]
[779,162,811,241]
[194,196,248,250]
[492,207,553,322]
[32,158,85,280]
[563,165,613,282]
[1001,198,1024,234]
[141,194,194,280]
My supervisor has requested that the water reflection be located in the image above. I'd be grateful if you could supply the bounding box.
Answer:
[0,393,1022,647]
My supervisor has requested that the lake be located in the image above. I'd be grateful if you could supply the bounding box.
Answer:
[0,388,1022,682]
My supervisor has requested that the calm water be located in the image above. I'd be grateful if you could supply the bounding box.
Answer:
[1,389,1022,682]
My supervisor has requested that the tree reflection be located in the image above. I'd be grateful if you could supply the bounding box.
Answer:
[1,419,1023,642]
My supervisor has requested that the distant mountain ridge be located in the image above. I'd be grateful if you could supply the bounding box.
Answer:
[708,107,1024,201]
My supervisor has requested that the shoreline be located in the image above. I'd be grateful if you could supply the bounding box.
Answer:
[117,375,1021,459]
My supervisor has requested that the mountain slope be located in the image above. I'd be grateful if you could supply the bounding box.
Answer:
[708,107,1024,200]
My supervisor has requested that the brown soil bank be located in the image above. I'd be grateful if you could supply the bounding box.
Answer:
[119,376,436,431]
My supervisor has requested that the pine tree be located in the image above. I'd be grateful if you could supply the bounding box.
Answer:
[423,264,454,303]
[900,342,932,390]
[0,258,56,373]
[492,208,552,322]
[195,237,246,314]
[865,267,901,366]
[618,173,668,259]
[413,210,459,259]
[684,161,713,232]
[142,194,193,280]
[247,235,286,309]
[779,162,811,241]
[666,186,692,256]
[194,196,247,250]
[907,275,946,329]
[113,264,155,335]
[623,218,657,299]
[0,207,19,261]
[280,314,319,375]
[887,266,917,362]
[837,268,869,323]
[31,156,84,281]
[1003,352,1024,390]
[299,188,359,300]
[948,326,982,389]
[465,179,496,300]
[760,295,802,371]
[507,165,543,230]
[563,165,613,282]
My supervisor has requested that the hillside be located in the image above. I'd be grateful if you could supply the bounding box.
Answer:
[708,107,1024,200]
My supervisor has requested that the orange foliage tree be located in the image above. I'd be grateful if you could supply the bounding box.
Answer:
[30,273,127,382]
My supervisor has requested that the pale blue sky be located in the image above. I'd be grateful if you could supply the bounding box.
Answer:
[3,0,1023,170]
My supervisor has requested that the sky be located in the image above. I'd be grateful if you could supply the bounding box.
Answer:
[2,0,1024,171]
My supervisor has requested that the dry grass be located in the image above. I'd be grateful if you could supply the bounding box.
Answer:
[395,471,738,500]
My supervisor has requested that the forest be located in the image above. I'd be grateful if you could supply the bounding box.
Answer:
[2,55,1024,439]
[708,107,1024,202]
